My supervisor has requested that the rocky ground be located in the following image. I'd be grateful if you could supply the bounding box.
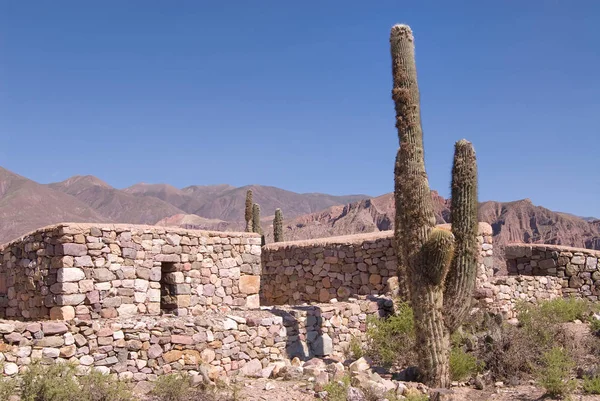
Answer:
[176,354,600,401]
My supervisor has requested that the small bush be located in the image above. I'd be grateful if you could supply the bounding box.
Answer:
[536,347,576,398]
[583,375,600,394]
[323,374,350,401]
[365,301,416,368]
[348,335,364,360]
[20,361,82,401]
[150,373,195,401]
[517,297,594,327]
[79,370,134,401]
[590,318,600,334]
[449,347,481,381]
[0,375,17,400]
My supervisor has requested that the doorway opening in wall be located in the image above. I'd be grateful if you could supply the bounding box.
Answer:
[160,262,178,314]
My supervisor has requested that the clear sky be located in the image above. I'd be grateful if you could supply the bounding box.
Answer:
[1,1,599,217]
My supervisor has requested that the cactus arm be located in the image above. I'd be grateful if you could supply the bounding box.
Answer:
[245,190,254,232]
[443,140,479,332]
[422,228,455,286]
[273,208,284,243]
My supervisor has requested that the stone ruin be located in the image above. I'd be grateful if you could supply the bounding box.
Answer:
[0,221,595,390]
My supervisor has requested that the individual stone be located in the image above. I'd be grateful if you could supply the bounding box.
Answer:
[4,362,18,376]
[239,275,260,294]
[93,268,117,282]
[60,243,88,256]
[0,323,15,334]
[49,306,75,320]
[57,268,85,283]
[42,322,69,335]
[240,358,263,377]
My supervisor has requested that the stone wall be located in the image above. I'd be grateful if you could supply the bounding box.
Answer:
[474,275,563,319]
[505,244,600,300]
[0,297,390,390]
[260,223,494,305]
[0,224,262,321]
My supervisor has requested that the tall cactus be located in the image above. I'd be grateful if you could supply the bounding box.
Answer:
[273,208,284,242]
[245,190,253,232]
[390,24,478,388]
[252,203,262,235]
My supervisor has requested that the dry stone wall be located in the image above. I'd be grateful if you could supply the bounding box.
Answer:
[0,224,262,321]
[474,275,563,319]
[0,297,390,389]
[505,244,600,300]
[261,223,494,305]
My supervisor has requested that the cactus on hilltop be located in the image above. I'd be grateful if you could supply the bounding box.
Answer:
[273,208,284,243]
[245,190,253,232]
[390,24,479,388]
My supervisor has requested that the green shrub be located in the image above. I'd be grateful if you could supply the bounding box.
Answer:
[590,318,600,334]
[323,374,350,401]
[365,301,416,368]
[536,347,576,398]
[150,373,195,401]
[79,370,134,401]
[0,375,17,400]
[449,347,481,381]
[20,361,82,401]
[347,335,364,360]
[517,297,594,327]
[583,375,600,394]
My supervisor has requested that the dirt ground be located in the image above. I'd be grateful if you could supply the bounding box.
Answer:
[228,378,600,401]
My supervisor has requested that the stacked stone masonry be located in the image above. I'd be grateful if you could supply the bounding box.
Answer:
[505,244,600,300]
[0,223,262,321]
[260,223,494,305]
[0,297,390,386]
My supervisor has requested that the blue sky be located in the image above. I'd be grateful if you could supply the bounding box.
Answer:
[1,1,599,216]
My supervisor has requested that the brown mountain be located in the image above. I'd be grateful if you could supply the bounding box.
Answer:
[0,167,370,245]
[128,183,369,223]
[0,168,106,244]
[48,176,185,225]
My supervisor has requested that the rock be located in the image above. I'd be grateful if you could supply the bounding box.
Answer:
[0,323,15,334]
[60,243,88,256]
[93,268,117,282]
[327,362,346,381]
[304,358,327,369]
[4,363,18,376]
[240,358,262,377]
[429,388,456,401]
[50,306,75,320]
[347,386,366,401]
[349,357,371,374]
[42,322,69,335]
[260,364,276,379]
[264,381,276,391]
[239,275,260,294]
[57,268,85,282]
[117,304,138,317]
[314,371,330,392]
[132,381,154,395]
[473,374,485,390]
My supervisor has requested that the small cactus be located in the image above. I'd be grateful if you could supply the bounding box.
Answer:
[390,24,479,388]
[245,190,253,232]
[252,203,262,235]
[273,208,284,242]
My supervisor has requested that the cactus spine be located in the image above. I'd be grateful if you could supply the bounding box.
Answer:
[273,208,284,243]
[390,24,478,388]
[245,190,253,232]
[252,203,262,235]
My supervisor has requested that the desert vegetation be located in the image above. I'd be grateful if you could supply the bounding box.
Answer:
[341,296,600,400]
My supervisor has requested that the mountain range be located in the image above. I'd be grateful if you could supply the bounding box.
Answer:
[1,166,599,273]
